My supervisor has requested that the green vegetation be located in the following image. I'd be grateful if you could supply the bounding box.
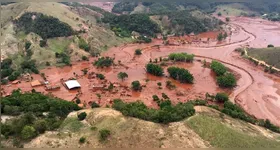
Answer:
[217,73,237,88]
[117,72,128,81]
[131,80,142,91]
[96,74,105,80]
[77,112,87,121]
[99,129,111,142]
[146,63,164,76]
[167,67,194,83]
[112,99,195,124]
[14,12,73,39]
[91,102,100,108]
[247,47,280,68]
[94,57,114,68]
[186,114,280,148]
[1,90,80,143]
[112,1,138,14]
[135,49,142,55]
[168,53,194,62]
[79,137,86,144]
[210,60,227,76]
[78,38,90,51]
[102,13,160,37]
[55,52,71,65]
[215,93,229,103]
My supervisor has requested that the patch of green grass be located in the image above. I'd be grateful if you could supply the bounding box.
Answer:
[47,38,72,53]
[185,114,280,148]
[247,47,280,68]
[59,117,84,132]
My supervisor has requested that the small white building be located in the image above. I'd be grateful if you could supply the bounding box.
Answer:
[65,80,81,90]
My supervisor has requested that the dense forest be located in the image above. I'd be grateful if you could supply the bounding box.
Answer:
[14,12,74,39]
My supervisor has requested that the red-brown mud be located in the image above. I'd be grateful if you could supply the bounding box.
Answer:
[3,16,280,126]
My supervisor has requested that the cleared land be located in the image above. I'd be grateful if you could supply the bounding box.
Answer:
[247,47,280,68]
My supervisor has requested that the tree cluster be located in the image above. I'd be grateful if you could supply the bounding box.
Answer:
[14,12,74,39]
[168,53,194,62]
[210,60,227,76]
[217,73,237,88]
[146,63,164,76]
[167,67,194,83]
[94,57,114,68]
[112,99,195,124]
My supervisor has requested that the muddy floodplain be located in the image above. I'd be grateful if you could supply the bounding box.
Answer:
[3,17,280,126]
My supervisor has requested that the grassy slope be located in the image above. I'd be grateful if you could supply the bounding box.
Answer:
[247,47,280,68]
[214,3,258,16]
[24,107,280,148]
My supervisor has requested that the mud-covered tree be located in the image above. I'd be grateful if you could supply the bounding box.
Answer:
[167,67,194,83]
[146,63,164,76]
[131,80,142,91]
[210,60,227,76]
[217,73,237,88]
[94,57,114,68]
[117,72,128,81]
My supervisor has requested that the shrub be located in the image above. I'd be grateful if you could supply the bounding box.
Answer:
[217,33,224,41]
[21,125,37,140]
[25,41,31,50]
[99,129,111,141]
[267,44,274,48]
[162,93,169,99]
[1,79,8,85]
[96,74,105,80]
[33,119,47,134]
[91,102,100,108]
[152,95,160,102]
[39,40,47,47]
[82,56,88,61]
[146,63,164,76]
[78,112,87,121]
[215,93,229,103]
[217,73,237,88]
[157,82,162,87]
[167,67,194,83]
[79,137,86,144]
[131,80,142,91]
[79,38,90,51]
[135,49,142,55]
[210,60,227,76]
[75,98,81,104]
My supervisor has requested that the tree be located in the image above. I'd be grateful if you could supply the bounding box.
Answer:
[21,125,36,140]
[78,112,87,121]
[217,33,224,41]
[215,93,229,103]
[131,80,142,91]
[146,63,164,76]
[79,137,86,144]
[135,49,142,55]
[167,67,194,83]
[217,73,237,88]
[117,72,128,81]
[267,44,274,48]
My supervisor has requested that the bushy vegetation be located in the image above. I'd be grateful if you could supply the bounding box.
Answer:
[210,60,227,76]
[131,80,142,91]
[99,129,111,142]
[117,72,128,81]
[112,99,195,124]
[146,63,164,76]
[79,137,86,144]
[167,67,194,83]
[55,52,71,65]
[1,90,80,144]
[135,49,142,55]
[94,57,114,68]
[217,73,237,88]
[215,93,229,103]
[112,1,138,13]
[168,53,194,62]
[102,13,160,37]
[77,112,87,121]
[14,12,73,39]
[91,102,100,108]
[96,73,105,80]
[78,38,90,52]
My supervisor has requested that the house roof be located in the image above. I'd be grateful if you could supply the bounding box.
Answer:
[31,80,42,87]
[65,80,81,89]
